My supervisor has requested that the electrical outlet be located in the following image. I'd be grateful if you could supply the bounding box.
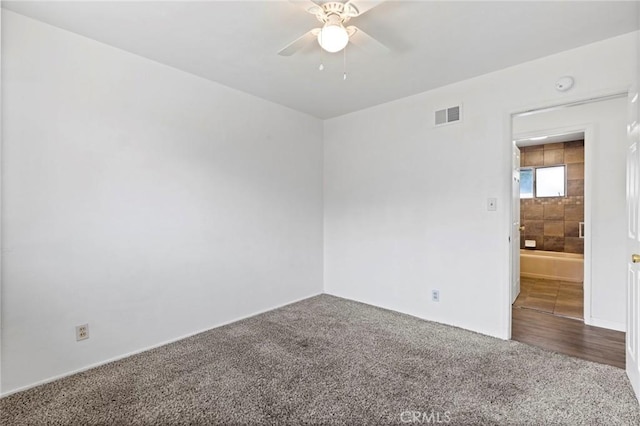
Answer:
[76,324,89,341]
[432,290,440,302]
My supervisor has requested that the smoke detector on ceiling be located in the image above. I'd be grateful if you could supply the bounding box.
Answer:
[555,76,575,92]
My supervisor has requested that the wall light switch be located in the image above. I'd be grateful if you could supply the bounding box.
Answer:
[487,198,497,211]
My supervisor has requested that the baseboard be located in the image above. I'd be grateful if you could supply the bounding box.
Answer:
[323,291,506,340]
[0,291,323,398]
[585,317,626,332]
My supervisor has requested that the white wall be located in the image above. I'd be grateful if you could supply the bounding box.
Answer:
[324,31,638,339]
[513,97,628,330]
[1,11,324,394]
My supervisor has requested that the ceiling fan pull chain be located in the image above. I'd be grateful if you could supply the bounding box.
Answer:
[343,46,347,80]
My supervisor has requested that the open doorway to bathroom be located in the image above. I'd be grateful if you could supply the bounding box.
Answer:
[508,94,628,369]
[514,133,585,321]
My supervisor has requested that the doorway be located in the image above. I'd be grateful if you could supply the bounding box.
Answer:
[508,94,628,368]
[513,132,585,321]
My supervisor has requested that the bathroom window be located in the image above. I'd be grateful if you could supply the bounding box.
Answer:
[520,168,534,199]
[520,165,566,198]
[536,165,566,197]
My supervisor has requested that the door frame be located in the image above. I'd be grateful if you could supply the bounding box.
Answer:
[511,144,521,305]
[504,89,629,339]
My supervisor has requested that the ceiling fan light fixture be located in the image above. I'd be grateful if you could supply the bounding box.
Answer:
[318,23,349,53]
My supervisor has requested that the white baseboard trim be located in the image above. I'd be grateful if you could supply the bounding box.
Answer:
[323,290,506,340]
[585,317,626,332]
[0,291,323,398]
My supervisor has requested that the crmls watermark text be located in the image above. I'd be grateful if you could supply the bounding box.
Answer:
[400,410,451,424]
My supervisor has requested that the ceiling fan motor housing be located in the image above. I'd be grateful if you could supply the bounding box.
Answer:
[313,1,359,25]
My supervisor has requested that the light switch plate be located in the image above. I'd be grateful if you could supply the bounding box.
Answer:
[488,198,497,211]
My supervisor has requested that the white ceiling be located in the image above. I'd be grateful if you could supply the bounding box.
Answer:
[515,131,584,148]
[3,1,639,119]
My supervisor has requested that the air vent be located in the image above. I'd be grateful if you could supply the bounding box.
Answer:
[435,105,462,126]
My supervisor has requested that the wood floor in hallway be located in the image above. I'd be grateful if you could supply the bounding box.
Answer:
[512,277,625,369]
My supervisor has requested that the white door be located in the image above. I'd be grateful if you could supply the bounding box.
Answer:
[626,87,640,399]
[511,144,521,304]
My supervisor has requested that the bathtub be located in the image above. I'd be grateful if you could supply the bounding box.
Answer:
[520,249,584,282]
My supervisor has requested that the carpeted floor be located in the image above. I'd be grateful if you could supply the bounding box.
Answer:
[1,294,639,425]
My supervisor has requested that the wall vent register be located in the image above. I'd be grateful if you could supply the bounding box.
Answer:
[435,105,462,126]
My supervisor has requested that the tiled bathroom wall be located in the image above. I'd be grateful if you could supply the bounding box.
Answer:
[520,140,584,254]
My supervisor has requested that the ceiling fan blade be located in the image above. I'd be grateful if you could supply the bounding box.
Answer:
[347,26,389,54]
[277,30,319,56]
[289,0,322,15]
[347,0,386,17]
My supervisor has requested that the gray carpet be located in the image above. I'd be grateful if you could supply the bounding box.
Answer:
[1,294,639,425]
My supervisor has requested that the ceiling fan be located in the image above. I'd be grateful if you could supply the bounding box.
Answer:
[278,0,389,56]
